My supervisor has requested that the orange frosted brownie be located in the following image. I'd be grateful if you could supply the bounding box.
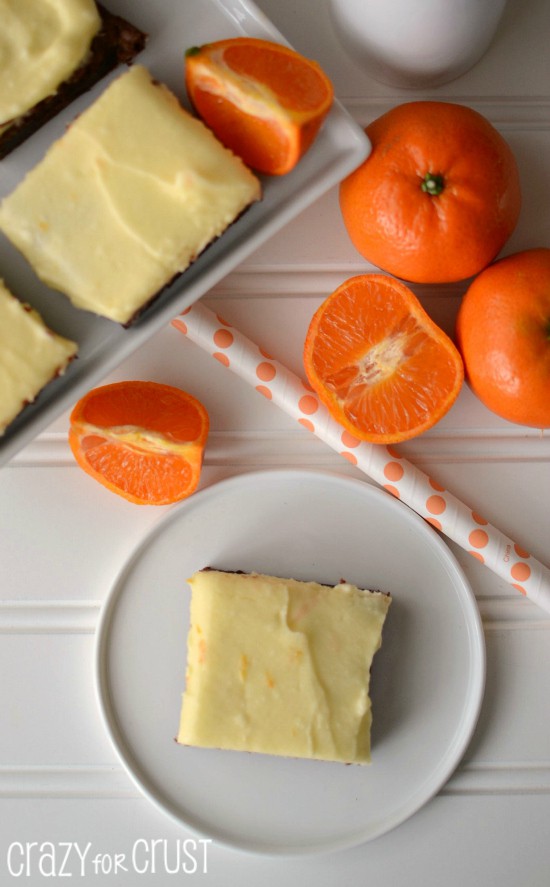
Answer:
[0,66,261,323]
[177,570,391,764]
[0,280,77,433]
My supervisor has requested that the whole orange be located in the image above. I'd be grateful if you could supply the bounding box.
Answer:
[456,248,550,428]
[339,101,521,284]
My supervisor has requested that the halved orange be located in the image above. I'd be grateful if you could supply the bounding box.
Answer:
[68,381,209,505]
[185,37,334,175]
[303,275,464,444]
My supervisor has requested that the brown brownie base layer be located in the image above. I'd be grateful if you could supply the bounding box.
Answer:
[0,3,147,160]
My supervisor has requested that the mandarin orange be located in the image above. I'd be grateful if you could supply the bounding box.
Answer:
[339,101,521,284]
[69,381,209,505]
[303,274,464,443]
[456,248,550,428]
[185,37,334,175]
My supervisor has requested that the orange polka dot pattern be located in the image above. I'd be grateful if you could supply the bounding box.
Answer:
[172,304,550,612]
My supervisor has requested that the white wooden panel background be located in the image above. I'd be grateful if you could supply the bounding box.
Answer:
[1,0,549,882]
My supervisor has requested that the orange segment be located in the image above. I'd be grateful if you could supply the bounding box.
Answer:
[68,381,209,505]
[303,275,464,444]
[185,37,334,175]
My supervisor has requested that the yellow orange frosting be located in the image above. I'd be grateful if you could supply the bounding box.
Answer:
[177,570,391,764]
[0,0,101,127]
[0,279,77,434]
[0,66,261,323]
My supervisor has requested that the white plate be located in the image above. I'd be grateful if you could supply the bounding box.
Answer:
[95,469,486,856]
[0,0,370,466]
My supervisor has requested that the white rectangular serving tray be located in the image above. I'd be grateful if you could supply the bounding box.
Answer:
[0,0,370,466]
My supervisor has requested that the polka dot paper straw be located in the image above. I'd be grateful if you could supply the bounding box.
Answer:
[172,303,550,613]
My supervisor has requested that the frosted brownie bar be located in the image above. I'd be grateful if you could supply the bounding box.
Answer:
[0,0,147,159]
[0,280,77,434]
[177,570,391,764]
[0,66,261,324]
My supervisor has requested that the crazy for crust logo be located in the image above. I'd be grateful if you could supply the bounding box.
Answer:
[6,838,212,878]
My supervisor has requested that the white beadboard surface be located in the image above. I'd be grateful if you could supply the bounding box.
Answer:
[2,0,550,882]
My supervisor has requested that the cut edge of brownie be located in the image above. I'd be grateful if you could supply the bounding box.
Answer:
[0,3,147,160]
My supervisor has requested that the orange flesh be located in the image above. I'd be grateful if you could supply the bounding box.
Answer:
[70,430,198,504]
[69,382,209,505]
[73,383,205,444]
[189,86,298,175]
[220,43,332,111]
[305,276,464,443]
[185,38,333,175]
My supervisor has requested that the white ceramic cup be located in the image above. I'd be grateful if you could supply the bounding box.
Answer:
[329,0,508,88]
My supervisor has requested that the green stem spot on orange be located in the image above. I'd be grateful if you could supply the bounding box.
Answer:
[421,172,445,196]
